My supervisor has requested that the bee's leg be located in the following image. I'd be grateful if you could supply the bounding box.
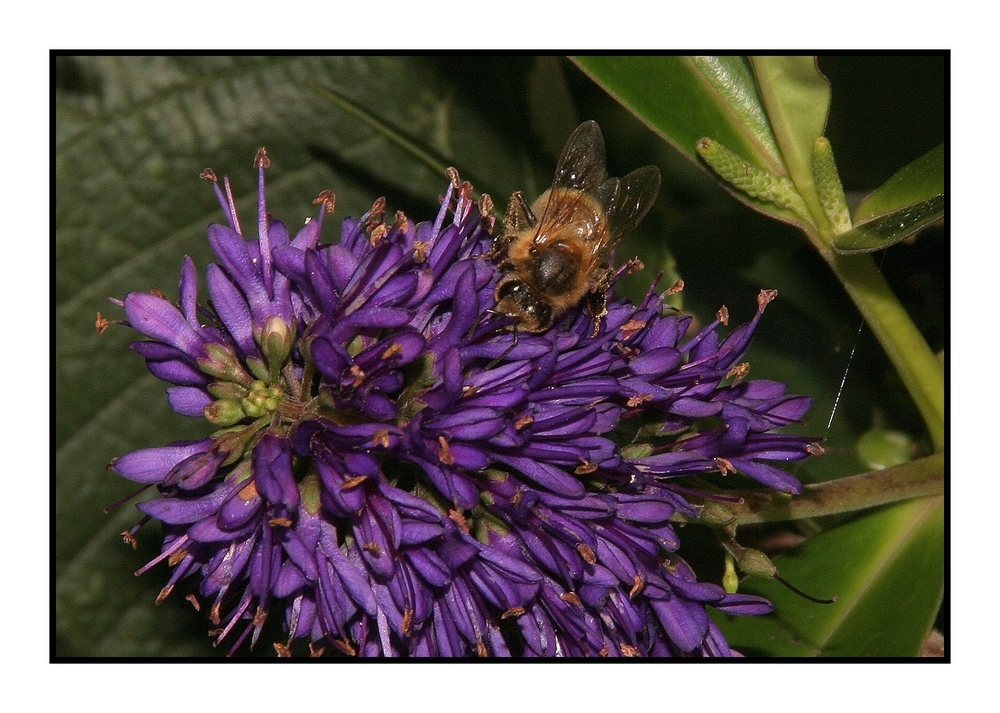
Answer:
[466,304,509,341]
[483,320,520,370]
[585,267,614,336]
[585,290,608,337]
[512,191,537,229]
[504,191,536,233]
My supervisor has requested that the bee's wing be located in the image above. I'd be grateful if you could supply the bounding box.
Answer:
[551,121,609,193]
[535,121,609,231]
[588,165,661,263]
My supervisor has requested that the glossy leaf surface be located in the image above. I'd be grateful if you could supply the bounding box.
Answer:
[835,143,945,253]
[714,497,945,657]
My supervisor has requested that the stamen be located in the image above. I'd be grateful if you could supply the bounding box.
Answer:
[254,147,274,296]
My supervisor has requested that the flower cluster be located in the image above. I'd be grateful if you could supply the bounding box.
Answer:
[108,149,817,657]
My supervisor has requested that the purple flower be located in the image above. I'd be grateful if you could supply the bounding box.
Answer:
[108,149,818,657]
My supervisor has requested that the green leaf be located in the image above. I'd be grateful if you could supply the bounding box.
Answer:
[571,56,829,229]
[853,144,944,223]
[834,195,944,253]
[714,497,944,657]
[571,56,782,171]
[834,143,945,253]
[751,56,832,231]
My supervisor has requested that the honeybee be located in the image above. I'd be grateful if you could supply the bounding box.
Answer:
[491,120,661,333]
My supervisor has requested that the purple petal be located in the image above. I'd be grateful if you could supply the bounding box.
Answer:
[713,592,774,616]
[615,495,676,524]
[252,434,299,510]
[166,386,211,417]
[112,440,211,483]
[137,483,234,524]
[495,455,585,496]
[629,346,682,376]
[124,292,205,355]
[206,264,256,355]
[728,457,803,494]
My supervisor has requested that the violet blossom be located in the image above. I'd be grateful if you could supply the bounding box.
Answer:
[107,149,817,657]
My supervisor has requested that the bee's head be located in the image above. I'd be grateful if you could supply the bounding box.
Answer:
[494,278,552,333]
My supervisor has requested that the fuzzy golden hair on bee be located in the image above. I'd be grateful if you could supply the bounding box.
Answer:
[491,121,661,334]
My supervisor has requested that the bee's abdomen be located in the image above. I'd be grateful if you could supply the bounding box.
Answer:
[532,244,579,293]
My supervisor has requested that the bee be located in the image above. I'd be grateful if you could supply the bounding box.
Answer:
[491,120,661,333]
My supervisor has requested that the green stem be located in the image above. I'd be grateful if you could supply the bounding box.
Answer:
[680,453,943,526]
[823,249,945,452]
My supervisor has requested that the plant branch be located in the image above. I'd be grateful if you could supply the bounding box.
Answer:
[678,452,943,526]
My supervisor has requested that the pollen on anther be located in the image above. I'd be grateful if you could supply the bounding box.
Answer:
[758,289,778,311]
[625,257,644,275]
[438,436,455,465]
[619,318,646,339]
[627,393,654,408]
[717,305,730,326]
[665,279,685,296]
[372,430,391,448]
[448,509,470,533]
[364,198,387,230]
[726,362,750,383]
[331,638,356,656]
[239,481,259,501]
[630,573,645,598]
[253,147,271,170]
[714,457,736,475]
[478,193,494,216]
[369,223,389,246]
[95,312,112,334]
[199,168,218,182]
[313,190,336,214]
[381,343,403,360]
[560,591,583,606]
[341,475,368,490]
[574,460,597,475]
[807,443,826,457]
[155,584,174,605]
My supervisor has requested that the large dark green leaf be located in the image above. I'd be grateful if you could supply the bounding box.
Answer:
[572,56,824,230]
[572,56,782,170]
[714,497,944,657]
